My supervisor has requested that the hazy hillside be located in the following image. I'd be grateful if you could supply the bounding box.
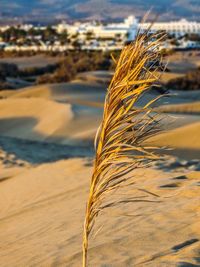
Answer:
[0,0,199,23]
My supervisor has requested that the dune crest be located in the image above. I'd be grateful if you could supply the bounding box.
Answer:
[0,98,73,141]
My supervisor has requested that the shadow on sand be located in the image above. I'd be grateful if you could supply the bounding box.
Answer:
[0,117,94,164]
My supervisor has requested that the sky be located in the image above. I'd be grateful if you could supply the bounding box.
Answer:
[0,0,199,22]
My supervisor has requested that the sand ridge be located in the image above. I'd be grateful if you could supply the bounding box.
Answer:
[0,98,73,141]
[150,122,200,150]
[0,80,200,149]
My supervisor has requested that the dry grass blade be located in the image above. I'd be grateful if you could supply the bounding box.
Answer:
[82,30,166,266]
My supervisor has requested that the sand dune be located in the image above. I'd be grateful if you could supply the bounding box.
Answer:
[0,80,106,104]
[0,97,102,144]
[0,81,200,149]
[0,98,73,141]
[1,81,200,106]
[0,158,199,266]
[152,122,200,150]
[0,80,106,144]
[0,70,200,266]
[149,121,200,160]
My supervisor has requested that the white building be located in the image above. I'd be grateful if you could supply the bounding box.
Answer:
[56,16,138,41]
[140,19,200,37]
[0,25,10,32]
[2,16,200,52]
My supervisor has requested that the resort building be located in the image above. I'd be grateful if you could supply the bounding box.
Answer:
[56,16,138,41]
[140,19,200,37]
[1,16,200,52]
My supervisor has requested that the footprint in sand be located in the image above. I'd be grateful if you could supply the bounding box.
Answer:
[171,238,199,251]
[172,175,188,180]
[159,175,190,189]
[173,239,200,267]
[160,182,181,188]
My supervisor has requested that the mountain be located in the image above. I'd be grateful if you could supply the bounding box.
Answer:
[0,0,199,23]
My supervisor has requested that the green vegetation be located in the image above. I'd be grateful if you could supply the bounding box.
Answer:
[20,64,58,77]
[185,34,200,42]
[0,26,61,44]
[0,51,114,88]
[0,62,18,80]
[37,51,112,84]
[2,49,199,91]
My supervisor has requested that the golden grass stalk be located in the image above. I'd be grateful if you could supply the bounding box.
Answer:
[82,29,165,267]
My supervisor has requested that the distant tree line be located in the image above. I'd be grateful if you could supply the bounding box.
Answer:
[0,26,64,44]
[0,51,115,89]
[0,62,19,90]
[1,49,200,91]
[36,51,112,84]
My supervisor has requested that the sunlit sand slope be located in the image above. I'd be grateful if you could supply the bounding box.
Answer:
[0,158,199,267]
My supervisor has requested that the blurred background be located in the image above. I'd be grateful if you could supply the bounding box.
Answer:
[0,1,200,266]
[0,1,200,164]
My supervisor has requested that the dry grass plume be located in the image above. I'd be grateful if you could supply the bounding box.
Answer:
[82,29,166,266]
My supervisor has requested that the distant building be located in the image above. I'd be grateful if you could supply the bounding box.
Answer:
[0,25,10,32]
[19,24,33,31]
[1,16,200,52]
[140,19,200,37]
[56,16,138,41]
